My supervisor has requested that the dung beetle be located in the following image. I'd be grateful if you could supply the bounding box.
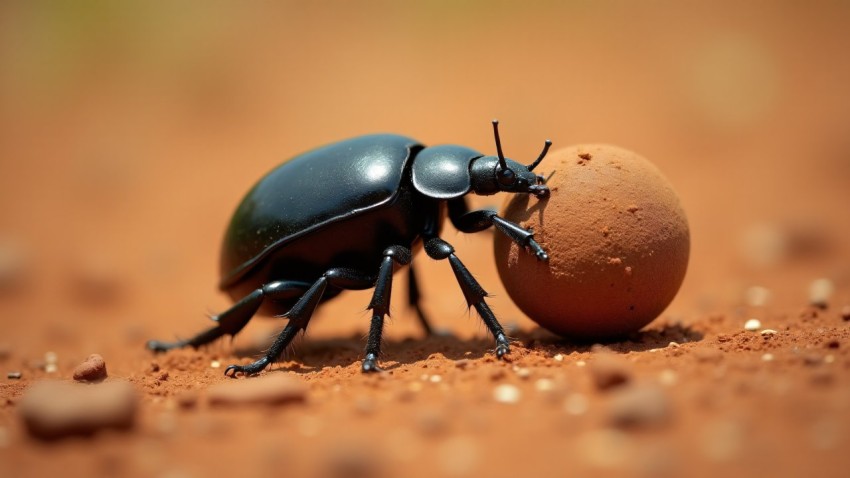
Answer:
[148,120,552,376]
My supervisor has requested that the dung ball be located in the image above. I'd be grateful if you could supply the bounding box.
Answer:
[494,144,689,340]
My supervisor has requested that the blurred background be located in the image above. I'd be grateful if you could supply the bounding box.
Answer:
[1,0,849,353]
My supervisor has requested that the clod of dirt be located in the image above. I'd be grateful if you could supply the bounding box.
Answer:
[589,353,634,391]
[18,380,137,440]
[495,144,690,339]
[207,373,307,407]
[841,305,850,321]
[72,354,108,382]
[607,383,672,428]
[0,343,11,361]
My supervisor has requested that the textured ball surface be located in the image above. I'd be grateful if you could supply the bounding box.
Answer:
[494,145,689,340]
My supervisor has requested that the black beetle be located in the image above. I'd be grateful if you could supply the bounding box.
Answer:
[148,120,552,376]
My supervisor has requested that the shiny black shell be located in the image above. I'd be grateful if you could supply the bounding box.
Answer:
[219,134,426,304]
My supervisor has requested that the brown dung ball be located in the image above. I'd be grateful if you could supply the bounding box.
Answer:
[494,144,689,340]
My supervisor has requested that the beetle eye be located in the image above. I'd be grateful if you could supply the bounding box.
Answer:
[497,168,516,186]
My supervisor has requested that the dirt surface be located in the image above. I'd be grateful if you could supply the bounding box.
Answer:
[1,2,850,477]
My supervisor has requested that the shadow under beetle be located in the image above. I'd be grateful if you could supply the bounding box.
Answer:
[148,120,552,376]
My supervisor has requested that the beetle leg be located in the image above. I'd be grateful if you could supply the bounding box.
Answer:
[224,268,377,377]
[147,280,310,353]
[423,236,512,359]
[362,246,413,373]
[447,198,548,262]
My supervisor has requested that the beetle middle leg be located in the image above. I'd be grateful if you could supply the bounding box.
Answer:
[422,235,512,359]
[146,280,311,353]
[362,245,413,372]
[224,268,376,377]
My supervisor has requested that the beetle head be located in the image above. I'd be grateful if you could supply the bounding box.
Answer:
[470,120,551,198]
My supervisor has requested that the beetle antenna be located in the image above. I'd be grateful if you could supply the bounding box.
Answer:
[492,119,508,171]
[527,139,552,171]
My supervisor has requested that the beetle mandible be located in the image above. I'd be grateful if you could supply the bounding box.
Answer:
[147,120,552,376]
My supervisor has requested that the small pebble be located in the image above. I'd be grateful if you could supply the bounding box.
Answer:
[553,354,564,362]
[761,353,775,362]
[493,384,521,404]
[589,354,633,391]
[208,374,307,407]
[7,371,22,379]
[808,278,834,308]
[72,354,107,382]
[744,318,762,331]
[44,364,58,374]
[513,367,531,379]
[575,360,586,367]
[607,383,672,428]
[19,380,137,440]
[210,360,221,369]
[760,329,778,336]
[429,374,442,383]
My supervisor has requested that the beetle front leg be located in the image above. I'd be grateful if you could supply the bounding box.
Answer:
[423,235,511,359]
[448,198,548,261]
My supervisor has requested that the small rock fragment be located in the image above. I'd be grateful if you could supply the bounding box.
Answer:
[19,380,137,440]
[72,354,107,382]
[760,329,777,336]
[7,371,22,379]
[208,374,307,407]
[589,354,633,391]
[761,353,775,362]
[808,278,834,309]
[493,384,521,404]
[744,318,761,331]
[607,383,671,428]
[553,353,564,362]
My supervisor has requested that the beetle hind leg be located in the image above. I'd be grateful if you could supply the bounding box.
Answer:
[146,280,310,353]
[224,268,377,377]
